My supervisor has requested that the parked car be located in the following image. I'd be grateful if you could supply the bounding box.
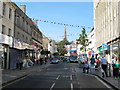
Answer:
[63,58,68,62]
[51,59,60,64]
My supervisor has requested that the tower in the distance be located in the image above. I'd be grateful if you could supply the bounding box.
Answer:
[64,28,67,41]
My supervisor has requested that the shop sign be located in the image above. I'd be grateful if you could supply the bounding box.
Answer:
[33,42,38,46]
[0,34,13,47]
[97,48,103,53]
[14,39,23,49]
[102,43,108,50]
[30,45,34,50]
[22,42,31,49]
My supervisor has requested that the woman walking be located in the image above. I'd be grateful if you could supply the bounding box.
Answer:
[114,57,120,79]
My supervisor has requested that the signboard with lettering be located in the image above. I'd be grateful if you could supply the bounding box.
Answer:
[0,34,13,47]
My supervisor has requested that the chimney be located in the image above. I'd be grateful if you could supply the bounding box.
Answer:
[20,4,26,13]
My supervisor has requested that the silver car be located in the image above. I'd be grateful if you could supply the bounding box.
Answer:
[51,59,60,64]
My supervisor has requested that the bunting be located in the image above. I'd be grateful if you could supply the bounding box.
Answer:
[48,32,90,39]
[32,18,93,29]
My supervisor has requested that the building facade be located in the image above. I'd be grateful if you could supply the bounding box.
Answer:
[86,28,96,58]
[42,34,49,51]
[0,0,43,69]
[48,40,57,57]
[94,0,120,61]
[0,1,16,69]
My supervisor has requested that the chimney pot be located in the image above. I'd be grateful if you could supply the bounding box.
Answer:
[20,4,26,13]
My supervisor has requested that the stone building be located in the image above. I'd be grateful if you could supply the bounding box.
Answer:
[94,0,120,60]
[86,28,96,58]
[0,1,16,69]
[42,34,49,50]
[0,0,43,69]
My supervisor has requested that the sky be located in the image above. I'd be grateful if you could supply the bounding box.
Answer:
[15,2,94,42]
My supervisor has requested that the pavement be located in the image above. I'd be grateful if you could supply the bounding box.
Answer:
[0,61,52,88]
[0,62,120,90]
[89,68,120,90]
[79,63,120,90]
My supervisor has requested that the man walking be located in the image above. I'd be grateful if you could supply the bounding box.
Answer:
[100,56,108,77]
[19,57,23,70]
[90,55,95,72]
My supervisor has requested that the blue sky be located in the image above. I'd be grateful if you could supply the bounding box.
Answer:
[15,2,94,42]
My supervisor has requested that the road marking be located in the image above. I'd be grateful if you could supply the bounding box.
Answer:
[87,74,112,89]
[56,75,60,80]
[94,76,112,89]
[71,83,73,90]
[50,83,55,90]
[1,75,27,88]
[64,68,68,70]
[70,75,72,80]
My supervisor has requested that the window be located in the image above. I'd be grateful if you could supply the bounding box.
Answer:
[3,3,6,16]
[22,17,25,29]
[22,35,24,40]
[9,8,12,19]
[17,32,19,36]
[34,31,35,36]
[26,22,28,31]
[8,28,12,36]
[26,37,28,42]
[2,25,5,34]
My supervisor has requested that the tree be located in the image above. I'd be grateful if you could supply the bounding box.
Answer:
[57,41,68,56]
[77,28,89,53]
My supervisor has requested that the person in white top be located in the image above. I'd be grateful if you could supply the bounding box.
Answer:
[100,56,108,77]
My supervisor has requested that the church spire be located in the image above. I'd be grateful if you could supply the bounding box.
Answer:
[64,27,67,41]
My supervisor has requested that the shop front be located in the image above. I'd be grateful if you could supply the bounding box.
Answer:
[0,34,12,69]
[10,38,34,69]
[110,41,120,58]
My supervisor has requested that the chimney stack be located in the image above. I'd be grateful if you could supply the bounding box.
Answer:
[20,4,26,13]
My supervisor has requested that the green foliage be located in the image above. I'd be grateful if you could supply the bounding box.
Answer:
[57,40,68,56]
[77,28,89,52]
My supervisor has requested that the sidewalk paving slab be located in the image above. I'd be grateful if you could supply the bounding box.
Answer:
[79,63,120,90]
[1,62,52,87]
[89,69,120,90]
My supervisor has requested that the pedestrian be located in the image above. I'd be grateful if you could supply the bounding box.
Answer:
[44,55,47,64]
[112,57,117,77]
[90,55,95,72]
[36,56,39,65]
[32,54,36,65]
[83,57,90,73]
[95,57,100,70]
[114,57,120,79]
[100,56,108,77]
[16,56,20,69]
[19,57,23,70]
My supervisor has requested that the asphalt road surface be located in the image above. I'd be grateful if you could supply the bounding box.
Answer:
[2,61,114,90]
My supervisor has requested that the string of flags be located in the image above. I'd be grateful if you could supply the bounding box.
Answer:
[32,18,93,29]
[48,32,90,39]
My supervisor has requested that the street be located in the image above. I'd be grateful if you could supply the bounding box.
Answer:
[2,61,113,90]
